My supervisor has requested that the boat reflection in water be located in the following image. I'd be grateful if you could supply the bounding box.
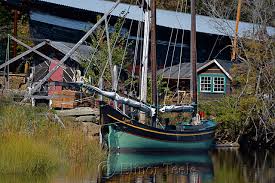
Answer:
[101,151,213,183]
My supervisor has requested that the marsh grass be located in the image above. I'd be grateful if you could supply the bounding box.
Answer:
[0,98,105,177]
[0,134,59,175]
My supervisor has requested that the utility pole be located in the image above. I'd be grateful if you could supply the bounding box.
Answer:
[191,0,198,117]
[151,0,157,127]
[140,0,151,123]
[231,0,242,61]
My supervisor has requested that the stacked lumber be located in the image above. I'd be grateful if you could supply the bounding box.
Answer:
[51,90,80,109]
[56,107,100,123]
[57,107,99,117]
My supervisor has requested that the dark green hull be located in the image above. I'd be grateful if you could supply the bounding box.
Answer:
[101,105,217,152]
[108,125,215,151]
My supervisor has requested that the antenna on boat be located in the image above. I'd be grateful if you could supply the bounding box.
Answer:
[150,0,158,127]
[191,0,198,118]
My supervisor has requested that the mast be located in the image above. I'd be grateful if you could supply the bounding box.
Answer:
[151,0,157,127]
[140,0,151,123]
[191,0,198,117]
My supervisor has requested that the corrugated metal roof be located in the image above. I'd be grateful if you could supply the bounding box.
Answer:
[159,62,205,80]
[159,59,232,80]
[38,0,275,37]
[30,11,93,31]
[48,41,94,63]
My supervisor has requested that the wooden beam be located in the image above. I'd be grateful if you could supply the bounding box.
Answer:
[9,36,79,82]
[0,41,46,70]
[9,36,66,70]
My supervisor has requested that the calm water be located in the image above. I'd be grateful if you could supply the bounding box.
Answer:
[1,149,275,183]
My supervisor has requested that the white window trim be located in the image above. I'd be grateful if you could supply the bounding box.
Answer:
[213,76,226,93]
[200,76,212,93]
[199,75,226,94]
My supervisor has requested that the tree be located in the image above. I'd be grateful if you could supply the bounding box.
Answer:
[0,2,31,69]
[201,0,275,147]
[0,2,12,39]
[0,2,12,63]
[82,17,133,92]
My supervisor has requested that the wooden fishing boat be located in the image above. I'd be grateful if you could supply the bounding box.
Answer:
[100,104,216,152]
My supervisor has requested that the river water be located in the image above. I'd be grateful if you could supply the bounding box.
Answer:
[2,149,275,183]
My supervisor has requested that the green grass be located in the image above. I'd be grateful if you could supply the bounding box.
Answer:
[0,97,106,177]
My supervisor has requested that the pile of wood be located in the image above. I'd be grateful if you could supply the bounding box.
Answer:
[0,73,27,90]
[51,90,81,109]
[56,107,100,123]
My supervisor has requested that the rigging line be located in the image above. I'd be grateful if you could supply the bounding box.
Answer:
[207,35,220,61]
[176,0,187,104]
[110,12,129,54]
[84,15,129,80]
[86,7,129,84]
[98,13,130,85]
[160,0,181,81]
[107,2,133,90]
[176,30,185,104]
[163,0,183,105]
[116,0,142,98]
[161,29,174,80]
[129,12,143,97]
[117,18,135,90]
[164,28,179,105]
[174,0,187,30]
[98,0,137,87]
[83,15,113,78]
[74,1,136,105]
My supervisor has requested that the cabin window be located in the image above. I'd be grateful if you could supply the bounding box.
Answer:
[199,74,226,94]
[213,77,225,93]
[200,76,212,92]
